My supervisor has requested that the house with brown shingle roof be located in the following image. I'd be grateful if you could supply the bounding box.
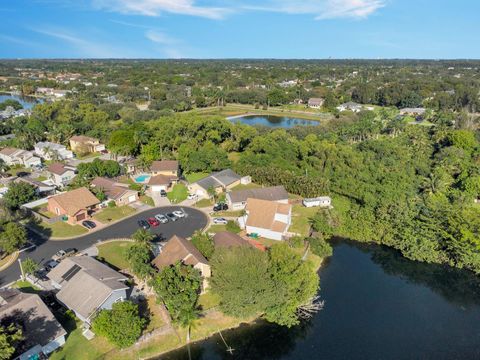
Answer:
[47,256,129,324]
[47,187,99,224]
[148,174,177,193]
[0,288,67,358]
[149,160,179,177]
[152,235,211,291]
[47,162,76,187]
[90,177,138,206]
[241,198,292,241]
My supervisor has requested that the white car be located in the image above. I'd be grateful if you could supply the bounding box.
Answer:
[173,210,185,218]
[155,214,169,223]
[187,194,197,200]
[213,217,228,225]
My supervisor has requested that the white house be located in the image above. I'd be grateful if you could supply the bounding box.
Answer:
[34,141,74,161]
[0,147,41,168]
[303,196,332,208]
[47,162,76,187]
[307,98,324,109]
[241,198,292,241]
[336,102,363,113]
[47,256,129,325]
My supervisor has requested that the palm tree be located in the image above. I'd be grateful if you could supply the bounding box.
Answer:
[132,228,155,247]
[179,308,199,344]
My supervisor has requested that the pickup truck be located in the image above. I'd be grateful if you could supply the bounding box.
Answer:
[52,248,77,261]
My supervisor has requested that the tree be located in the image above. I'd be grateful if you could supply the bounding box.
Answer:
[0,323,23,360]
[190,231,214,259]
[125,243,154,279]
[3,182,37,210]
[0,159,9,173]
[0,99,23,111]
[308,237,333,258]
[150,262,201,324]
[131,228,155,246]
[21,258,39,276]
[0,223,27,254]
[92,301,145,348]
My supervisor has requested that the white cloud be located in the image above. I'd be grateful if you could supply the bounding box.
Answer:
[145,30,177,44]
[243,0,385,19]
[93,0,230,19]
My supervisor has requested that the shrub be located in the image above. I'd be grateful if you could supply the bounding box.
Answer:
[308,237,333,258]
[108,200,116,208]
[226,220,241,234]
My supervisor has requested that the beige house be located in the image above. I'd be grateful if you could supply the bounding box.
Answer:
[90,177,138,206]
[0,147,42,168]
[69,135,105,154]
[240,198,292,241]
[188,169,249,198]
[150,160,179,178]
[47,162,76,188]
[148,174,176,192]
[152,235,211,291]
[47,187,99,224]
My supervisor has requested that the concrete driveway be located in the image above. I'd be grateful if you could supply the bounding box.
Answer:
[0,206,208,287]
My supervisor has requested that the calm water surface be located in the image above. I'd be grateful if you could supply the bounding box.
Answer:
[0,93,44,109]
[228,115,318,128]
[160,241,480,360]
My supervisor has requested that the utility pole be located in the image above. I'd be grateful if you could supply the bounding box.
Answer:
[18,258,25,280]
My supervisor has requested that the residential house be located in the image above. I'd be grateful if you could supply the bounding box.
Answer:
[399,107,426,116]
[226,185,289,210]
[69,135,105,154]
[148,174,176,193]
[149,160,179,178]
[47,256,129,324]
[302,196,332,208]
[91,176,138,206]
[188,169,250,198]
[240,198,292,241]
[13,177,56,196]
[307,98,324,108]
[47,162,76,187]
[336,102,363,113]
[47,187,99,224]
[0,288,67,359]
[34,141,74,161]
[0,147,42,168]
[152,235,211,291]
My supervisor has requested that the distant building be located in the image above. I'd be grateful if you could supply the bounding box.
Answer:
[399,107,426,116]
[308,98,324,109]
[47,256,129,324]
[336,102,362,113]
[0,288,67,359]
[0,147,41,168]
[34,141,74,160]
[302,196,332,208]
[69,135,105,154]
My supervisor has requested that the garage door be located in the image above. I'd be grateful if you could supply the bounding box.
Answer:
[76,213,86,221]
[128,195,136,203]
[152,185,166,192]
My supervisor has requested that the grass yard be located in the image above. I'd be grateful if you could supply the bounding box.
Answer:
[213,210,244,217]
[195,198,214,208]
[93,205,136,224]
[207,224,227,233]
[231,182,262,191]
[185,172,209,183]
[142,296,166,332]
[30,221,88,238]
[167,184,188,203]
[74,152,100,160]
[96,241,132,270]
[289,204,318,236]
[140,195,155,206]
[12,280,41,293]
[198,291,221,310]
[8,166,31,176]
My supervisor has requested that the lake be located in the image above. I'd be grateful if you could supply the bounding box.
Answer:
[227,114,318,128]
[160,240,480,360]
[0,93,44,109]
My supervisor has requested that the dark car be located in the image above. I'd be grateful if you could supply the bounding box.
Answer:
[213,203,228,212]
[138,219,150,229]
[166,213,178,222]
[160,189,167,197]
[82,220,96,229]
[147,217,160,227]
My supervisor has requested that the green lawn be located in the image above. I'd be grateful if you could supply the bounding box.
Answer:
[74,152,100,160]
[195,198,214,208]
[96,241,132,270]
[8,166,31,176]
[207,224,227,233]
[13,280,41,294]
[30,221,88,238]
[213,210,243,217]
[231,182,262,191]
[185,172,209,183]
[140,195,155,206]
[198,291,221,310]
[289,204,318,236]
[35,175,48,182]
[93,205,136,224]
[167,184,188,203]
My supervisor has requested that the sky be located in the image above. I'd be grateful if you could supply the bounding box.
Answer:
[0,0,478,59]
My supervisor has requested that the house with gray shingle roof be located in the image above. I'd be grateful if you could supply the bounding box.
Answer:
[226,185,289,210]
[188,169,250,198]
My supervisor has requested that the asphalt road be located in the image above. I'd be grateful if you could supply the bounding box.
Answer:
[0,206,208,287]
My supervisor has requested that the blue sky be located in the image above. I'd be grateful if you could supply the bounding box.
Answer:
[0,0,478,59]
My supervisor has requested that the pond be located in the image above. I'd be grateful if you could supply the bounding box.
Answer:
[227,114,318,128]
[0,93,44,109]
[160,240,480,360]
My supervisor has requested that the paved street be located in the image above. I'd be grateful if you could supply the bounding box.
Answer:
[0,206,208,287]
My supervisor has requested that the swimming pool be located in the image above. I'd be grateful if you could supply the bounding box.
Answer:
[134,174,150,183]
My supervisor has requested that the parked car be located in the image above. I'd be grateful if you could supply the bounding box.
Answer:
[187,194,197,200]
[155,214,169,223]
[148,217,160,227]
[160,189,167,197]
[138,219,150,229]
[173,210,185,218]
[82,220,96,229]
[166,213,178,222]
[52,248,77,261]
[44,260,59,271]
[213,217,228,225]
[213,203,228,212]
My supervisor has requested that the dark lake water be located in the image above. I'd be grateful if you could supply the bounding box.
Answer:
[0,93,43,109]
[160,241,480,360]
[228,115,318,128]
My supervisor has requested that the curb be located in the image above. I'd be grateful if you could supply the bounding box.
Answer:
[0,251,19,272]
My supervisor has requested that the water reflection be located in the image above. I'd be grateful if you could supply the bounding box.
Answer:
[228,115,318,128]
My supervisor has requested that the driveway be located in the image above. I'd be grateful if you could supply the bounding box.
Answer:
[0,206,208,287]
